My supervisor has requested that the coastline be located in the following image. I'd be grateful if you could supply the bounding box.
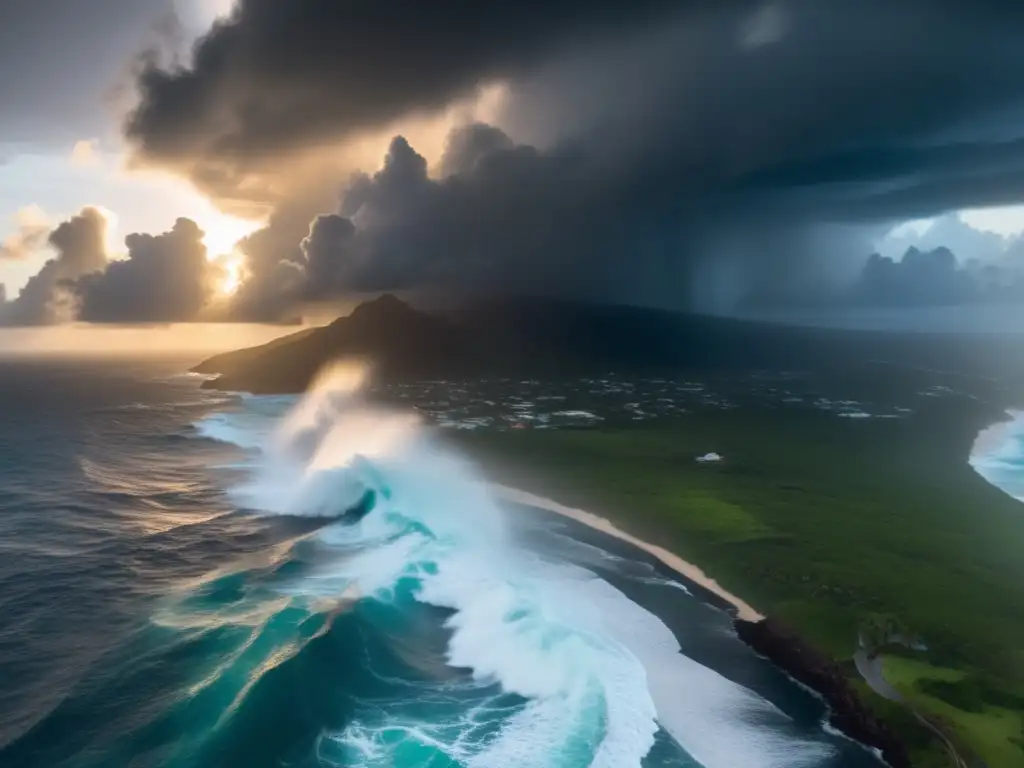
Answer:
[968,409,1024,504]
[969,409,1021,459]
[493,484,764,622]
[495,483,911,768]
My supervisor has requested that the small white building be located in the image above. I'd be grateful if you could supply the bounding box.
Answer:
[696,452,723,463]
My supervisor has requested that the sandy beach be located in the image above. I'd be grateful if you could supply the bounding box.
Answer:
[494,484,765,622]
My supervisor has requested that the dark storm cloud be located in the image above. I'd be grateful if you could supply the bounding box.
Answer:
[125,1,1024,214]
[494,0,1024,224]
[437,123,515,178]
[301,214,356,292]
[228,189,334,321]
[124,0,683,198]
[239,129,707,310]
[125,0,1024,313]
[0,207,110,325]
[73,218,214,323]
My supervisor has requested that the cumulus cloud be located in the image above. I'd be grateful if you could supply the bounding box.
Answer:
[225,125,885,316]
[230,128,656,311]
[70,138,101,167]
[856,244,1024,309]
[301,214,356,293]
[227,189,330,321]
[855,247,978,306]
[0,207,110,325]
[73,218,214,322]
[0,206,50,260]
[0,211,222,325]
[48,207,110,276]
[758,243,1024,309]
[879,213,1011,265]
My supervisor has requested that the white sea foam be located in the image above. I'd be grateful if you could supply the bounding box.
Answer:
[552,410,603,421]
[969,410,1024,501]
[193,361,834,768]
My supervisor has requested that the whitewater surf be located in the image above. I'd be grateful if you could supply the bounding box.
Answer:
[970,410,1024,502]
[176,361,873,767]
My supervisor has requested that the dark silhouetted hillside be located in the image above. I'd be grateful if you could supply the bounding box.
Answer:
[194,295,1024,393]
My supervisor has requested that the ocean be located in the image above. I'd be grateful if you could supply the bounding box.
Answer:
[0,358,886,768]
[971,410,1024,502]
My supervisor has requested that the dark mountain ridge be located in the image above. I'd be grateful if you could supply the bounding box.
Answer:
[194,295,1024,393]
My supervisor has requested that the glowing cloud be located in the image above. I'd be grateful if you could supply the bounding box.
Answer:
[71,139,101,168]
[199,213,261,257]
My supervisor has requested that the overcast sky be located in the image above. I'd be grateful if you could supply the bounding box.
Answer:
[4,0,1024,332]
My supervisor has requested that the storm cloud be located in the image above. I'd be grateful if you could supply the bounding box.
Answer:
[125,1,1024,212]
[219,127,669,316]
[124,0,682,203]
[73,217,215,323]
[295,129,679,301]
[2,1,1020,321]
[0,207,110,325]
[114,1,1024,314]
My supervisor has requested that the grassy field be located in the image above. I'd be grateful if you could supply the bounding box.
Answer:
[452,392,1024,767]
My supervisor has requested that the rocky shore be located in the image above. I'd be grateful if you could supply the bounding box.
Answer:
[735,617,910,767]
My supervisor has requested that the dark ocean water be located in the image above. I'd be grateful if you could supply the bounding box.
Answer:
[0,359,885,768]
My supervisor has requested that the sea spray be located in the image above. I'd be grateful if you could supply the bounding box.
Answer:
[191,361,833,768]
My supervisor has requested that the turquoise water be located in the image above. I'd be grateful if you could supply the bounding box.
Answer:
[0,360,885,768]
[970,410,1024,501]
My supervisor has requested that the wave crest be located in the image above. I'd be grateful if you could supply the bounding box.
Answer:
[187,362,833,768]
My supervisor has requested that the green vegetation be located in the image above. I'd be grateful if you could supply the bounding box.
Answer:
[454,392,1024,767]
[883,657,1024,767]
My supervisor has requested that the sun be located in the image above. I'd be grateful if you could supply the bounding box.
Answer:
[201,214,260,258]
[196,213,260,296]
[215,253,245,296]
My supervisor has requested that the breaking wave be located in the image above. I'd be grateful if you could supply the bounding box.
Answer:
[184,362,836,767]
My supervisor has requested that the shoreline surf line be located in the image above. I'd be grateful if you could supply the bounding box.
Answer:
[493,484,765,622]
[969,409,1021,459]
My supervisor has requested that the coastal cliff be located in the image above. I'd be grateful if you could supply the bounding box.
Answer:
[735,617,911,768]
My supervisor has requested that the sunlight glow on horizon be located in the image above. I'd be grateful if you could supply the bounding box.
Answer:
[0,322,302,356]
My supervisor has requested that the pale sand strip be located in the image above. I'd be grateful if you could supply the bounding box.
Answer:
[494,484,765,622]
